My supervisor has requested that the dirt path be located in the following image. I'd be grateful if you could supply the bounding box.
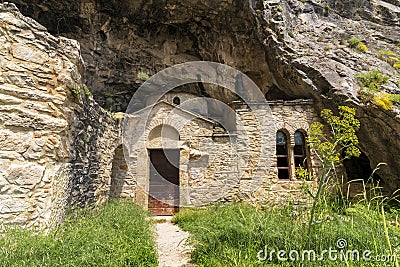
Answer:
[155,218,195,267]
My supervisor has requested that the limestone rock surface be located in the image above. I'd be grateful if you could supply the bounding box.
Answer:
[3,0,400,195]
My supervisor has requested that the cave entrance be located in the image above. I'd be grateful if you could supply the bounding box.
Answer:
[110,145,128,198]
[343,151,382,183]
[148,149,180,215]
[343,151,383,199]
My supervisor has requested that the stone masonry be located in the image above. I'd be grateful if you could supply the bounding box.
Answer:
[0,3,321,229]
[0,3,119,230]
[117,92,319,210]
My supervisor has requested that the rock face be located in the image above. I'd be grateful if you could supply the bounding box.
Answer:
[0,3,119,229]
[11,0,398,194]
[1,0,399,227]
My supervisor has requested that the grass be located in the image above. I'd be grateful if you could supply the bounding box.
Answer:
[173,201,400,266]
[0,199,158,267]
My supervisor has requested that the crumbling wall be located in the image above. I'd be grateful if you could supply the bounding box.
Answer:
[67,97,121,207]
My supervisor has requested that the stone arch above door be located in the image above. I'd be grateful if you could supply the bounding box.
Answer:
[147,124,180,149]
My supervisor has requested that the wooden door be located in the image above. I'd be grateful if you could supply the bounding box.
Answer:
[148,149,180,215]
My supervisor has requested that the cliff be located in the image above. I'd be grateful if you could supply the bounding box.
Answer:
[0,0,399,226]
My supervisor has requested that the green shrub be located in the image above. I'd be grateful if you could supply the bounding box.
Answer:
[83,85,91,96]
[273,5,284,13]
[71,86,82,102]
[137,71,149,81]
[378,50,400,69]
[389,93,400,103]
[348,37,368,53]
[355,69,389,93]
[348,37,361,47]
[295,167,311,180]
[0,200,158,267]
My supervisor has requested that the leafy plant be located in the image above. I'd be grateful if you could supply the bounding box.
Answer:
[373,93,393,110]
[355,69,389,93]
[83,85,91,96]
[355,70,399,110]
[378,50,400,70]
[389,93,400,103]
[137,71,149,81]
[273,5,284,13]
[295,167,311,180]
[71,86,82,102]
[306,106,360,241]
[348,37,368,53]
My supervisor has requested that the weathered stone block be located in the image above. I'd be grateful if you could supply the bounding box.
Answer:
[6,163,45,186]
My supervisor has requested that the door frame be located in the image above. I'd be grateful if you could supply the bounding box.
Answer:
[148,148,180,215]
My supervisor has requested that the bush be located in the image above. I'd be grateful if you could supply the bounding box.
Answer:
[355,69,389,93]
[0,200,158,267]
[389,93,400,103]
[378,50,400,69]
[71,86,82,102]
[348,37,368,53]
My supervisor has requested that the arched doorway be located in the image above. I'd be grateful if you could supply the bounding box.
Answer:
[110,145,127,198]
[147,125,180,215]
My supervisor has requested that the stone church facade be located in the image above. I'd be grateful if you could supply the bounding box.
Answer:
[0,3,321,228]
[109,92,320,215]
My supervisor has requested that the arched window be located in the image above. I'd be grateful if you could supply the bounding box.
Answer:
[276,130,290,179]
[294,131,308,170]
[173,96,181,105]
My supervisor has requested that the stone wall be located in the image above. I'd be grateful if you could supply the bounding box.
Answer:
[10,0,400,197]
[67,97,120,207]
[0,3,80,229]
[109,144,132,199]
[0,3,120,229]
[120,93,320,208]
[233,99,320,206]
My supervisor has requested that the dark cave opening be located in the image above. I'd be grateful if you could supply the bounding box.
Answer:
[343,151,383,183]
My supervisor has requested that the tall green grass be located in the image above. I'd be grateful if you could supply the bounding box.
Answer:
[173,202,400,267]
[0,199,158,267]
